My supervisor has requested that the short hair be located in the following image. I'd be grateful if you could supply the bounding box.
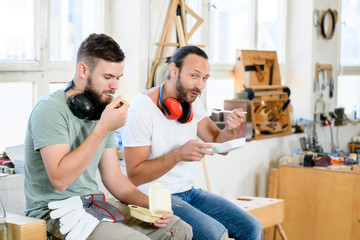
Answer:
[76,33,125,70]
[170,45,208,70]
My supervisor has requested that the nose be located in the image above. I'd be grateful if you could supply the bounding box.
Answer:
[110,78,118,90]
[195,78,206,91]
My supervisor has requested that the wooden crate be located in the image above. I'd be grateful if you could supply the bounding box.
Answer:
[233,50,292,140]
[6,213,46,240]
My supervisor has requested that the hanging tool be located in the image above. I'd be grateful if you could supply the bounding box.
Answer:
[328,68,334,98]
[314,63,333,98]
[266,59,275,85]
[245,65,265,83]
[314,63,319,92]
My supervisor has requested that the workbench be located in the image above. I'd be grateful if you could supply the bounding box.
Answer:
[276,164,360,240]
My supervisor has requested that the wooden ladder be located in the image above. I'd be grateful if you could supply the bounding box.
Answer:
[146,0,204,89]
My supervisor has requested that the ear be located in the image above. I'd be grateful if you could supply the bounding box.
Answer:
[77,62,88,79]
[169,62,178,80]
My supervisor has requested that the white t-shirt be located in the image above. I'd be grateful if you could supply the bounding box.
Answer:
[122,92,207,194]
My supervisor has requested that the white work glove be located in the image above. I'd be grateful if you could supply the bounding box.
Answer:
[58,208,99,240]
[48,194,124,240]
[48,195,91,220]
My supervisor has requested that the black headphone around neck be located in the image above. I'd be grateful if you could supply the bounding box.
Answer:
[64,80,95,119]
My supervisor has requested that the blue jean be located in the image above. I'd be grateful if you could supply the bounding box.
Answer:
[171,187,262,240]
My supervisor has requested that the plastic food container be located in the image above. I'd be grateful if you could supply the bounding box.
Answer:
[128,183,171,222]
[203,137,246,154]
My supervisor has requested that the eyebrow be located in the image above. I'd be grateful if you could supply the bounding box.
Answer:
[193,70,209,78]
[104,73,123,78]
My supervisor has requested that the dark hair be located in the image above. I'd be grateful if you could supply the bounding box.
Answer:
[76,33,125,70]
[170,45,208,70]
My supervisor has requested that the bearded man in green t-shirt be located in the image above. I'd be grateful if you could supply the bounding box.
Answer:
[24,33,191,240]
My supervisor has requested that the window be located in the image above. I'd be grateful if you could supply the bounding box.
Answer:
[209,0,253,64]
[337,76,360,116]
[257,0,285,62]
[205,78,234,114]
[340,0,360,66]
[0,0,35,62]
[0,83,33,151]
[206,0,286,111]
[50,0,104,62]
[0,0,105,152]
[338,0,360,116]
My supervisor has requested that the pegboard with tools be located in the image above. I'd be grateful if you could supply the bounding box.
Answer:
[233,50,292,140]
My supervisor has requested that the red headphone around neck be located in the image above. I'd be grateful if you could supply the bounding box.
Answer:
[159,83,193,124]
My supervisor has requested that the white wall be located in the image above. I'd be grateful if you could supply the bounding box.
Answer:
[286,0,314,120]
[110,0,150,101]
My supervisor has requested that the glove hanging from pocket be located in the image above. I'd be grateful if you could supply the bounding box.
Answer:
[87,194,125,222]
[48,193,125,240]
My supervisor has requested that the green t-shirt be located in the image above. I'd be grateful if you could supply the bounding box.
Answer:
[24,90,115,219]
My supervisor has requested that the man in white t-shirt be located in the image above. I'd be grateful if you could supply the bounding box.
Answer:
[122,46,261,240]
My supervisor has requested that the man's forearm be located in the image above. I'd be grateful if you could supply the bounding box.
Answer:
[127,149,180,186]
[214,128,237,143]
[104,172,150,208]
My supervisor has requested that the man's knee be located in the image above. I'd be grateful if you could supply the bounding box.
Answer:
[220,230,229,240]
[252,218,262,240]
[169,218,193,240]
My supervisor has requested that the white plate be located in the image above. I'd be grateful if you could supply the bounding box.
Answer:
[204,137,246,154]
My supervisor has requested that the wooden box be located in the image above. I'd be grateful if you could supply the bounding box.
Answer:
[6,213,46,240]
[233,50,292,140]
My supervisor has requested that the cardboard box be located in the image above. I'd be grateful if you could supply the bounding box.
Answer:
[6,213,46,240]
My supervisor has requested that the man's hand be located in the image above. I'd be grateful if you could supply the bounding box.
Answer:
[153,211,174,228]
[224,108,246,131]
[176,139,214,162]
[98,95,129,132]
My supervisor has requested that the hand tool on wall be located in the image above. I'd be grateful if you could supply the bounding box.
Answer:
[255,65,265,82]
[328,68,334,98]
[244,64,265,83]
[314,63,319,92]
[266,59,275,85]
[314,63,333,98]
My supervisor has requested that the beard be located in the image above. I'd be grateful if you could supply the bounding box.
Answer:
[175,75,201,103]
[83,76,111,121]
